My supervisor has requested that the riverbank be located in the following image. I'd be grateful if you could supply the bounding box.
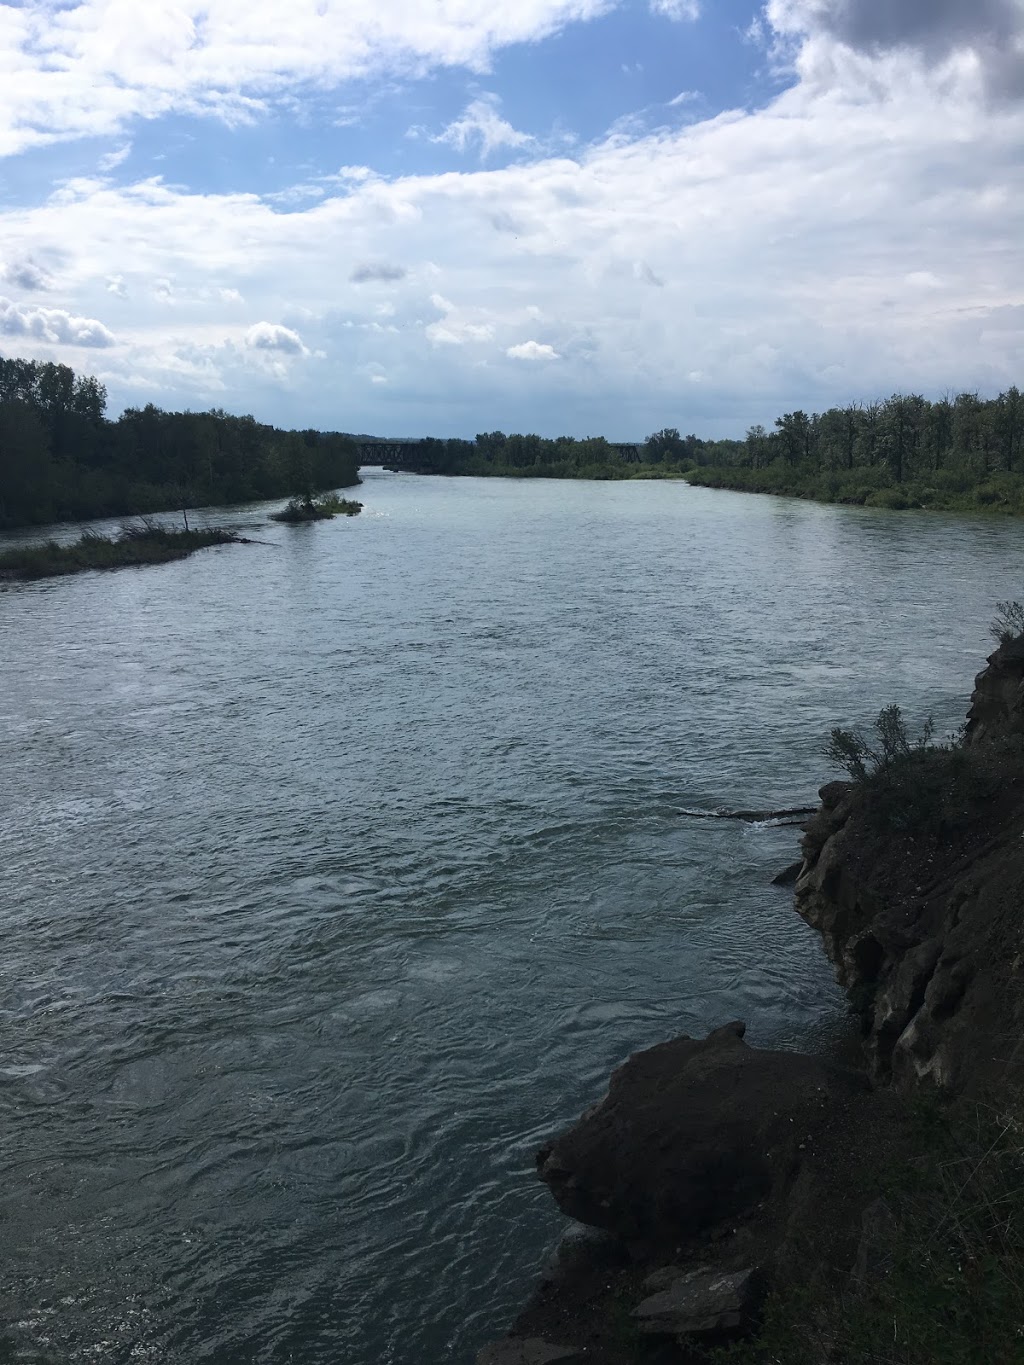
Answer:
[479,635,1024,1364]
[684,464,1024,514]
[0,523,245,580]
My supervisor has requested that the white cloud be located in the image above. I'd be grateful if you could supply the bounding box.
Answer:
[765,0,1024,100]
[245,321,307,354]
[906,270,943,289]
[650,0,700,19]
[219,287,244,303]
[0,0,615,157]
[98,143,132,172]
[426,294,496,346]
[432,94,534,159]
[507,340,560,360]
[0,296,115,347]
[1,4,1023,435]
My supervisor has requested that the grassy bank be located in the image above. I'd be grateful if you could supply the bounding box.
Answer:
[710,1095,1024,1365]
[0,522,243,580]
[684,463,1024,514]
[270,492,363,522]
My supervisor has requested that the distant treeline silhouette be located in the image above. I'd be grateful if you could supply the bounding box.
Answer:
[0,355,360,528]
[4,350,1023,525]
[371,427,743,478]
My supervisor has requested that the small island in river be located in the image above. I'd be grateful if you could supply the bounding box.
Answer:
[271,492,363,522]
[0,522,244,581]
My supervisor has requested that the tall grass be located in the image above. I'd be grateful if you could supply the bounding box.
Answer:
[0,520,241,580]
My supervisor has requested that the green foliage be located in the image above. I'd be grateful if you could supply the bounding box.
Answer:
[0,521,240,579]
[271,492,363,522]
[824,706,936,784]
[685,386,1024,515]
[0,352,361,529]
[990,600,1024,645]
[372,427,743,481]
[702,1100,1024,1365]
[823,694,1024,836]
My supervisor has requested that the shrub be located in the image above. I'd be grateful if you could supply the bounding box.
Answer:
[990,600,1024,645]
[824,705,935,783]
[865,487,914,510]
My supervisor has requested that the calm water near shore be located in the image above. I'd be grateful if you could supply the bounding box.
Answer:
[1,471,1020,1363]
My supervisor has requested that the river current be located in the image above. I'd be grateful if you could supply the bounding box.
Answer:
[1,471,1020,1363]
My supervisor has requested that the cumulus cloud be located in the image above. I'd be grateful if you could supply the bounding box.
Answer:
[3,259,52,291]
[2,3,1024,435]
[426,294,495,346]
[776,0,1021,54]
[650,0,700,19]
[0,0,614,157]
[350,262,408,283]
[507,340,560,360]
[767,0,1024,98]
[244,321,307,354]
[0,296,115,346]
[432,94,534,159]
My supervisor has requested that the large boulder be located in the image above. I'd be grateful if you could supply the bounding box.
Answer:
[536,1021,868,1247]
[633,1267,758,1339]
[476,1340,580,1365]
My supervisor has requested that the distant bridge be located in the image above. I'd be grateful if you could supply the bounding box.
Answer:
[354,441,431,470]
[353,440,644,470]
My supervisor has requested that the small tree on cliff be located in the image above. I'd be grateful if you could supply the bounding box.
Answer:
[990,600,1024,645]
[824,705,935,783]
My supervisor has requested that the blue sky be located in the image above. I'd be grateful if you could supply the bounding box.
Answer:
[1,0,1023,437]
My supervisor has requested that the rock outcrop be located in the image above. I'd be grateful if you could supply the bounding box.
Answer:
[965,635,1024,743]
[632,1267,758,1340]
[795,639,1024,1092]
[537,1021,868,1248]
[479,637,1024,1364]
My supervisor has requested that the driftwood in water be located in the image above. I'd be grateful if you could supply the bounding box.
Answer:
[680,806,817,823]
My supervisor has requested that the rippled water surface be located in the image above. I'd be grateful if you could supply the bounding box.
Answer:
[2,473,1021,1363]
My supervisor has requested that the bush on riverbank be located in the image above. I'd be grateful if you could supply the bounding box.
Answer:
[270,492,363,522]
[0,522,242,579]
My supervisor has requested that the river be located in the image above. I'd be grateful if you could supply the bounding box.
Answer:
[1,471,1019,1363]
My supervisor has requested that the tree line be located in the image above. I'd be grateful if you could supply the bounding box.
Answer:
[0,355,360,528]
[380,427,743,478]
[688,389,1024,510]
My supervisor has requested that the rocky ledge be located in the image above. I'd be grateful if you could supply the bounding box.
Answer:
[476,637,1024,1364]
[794,637,1024,1094]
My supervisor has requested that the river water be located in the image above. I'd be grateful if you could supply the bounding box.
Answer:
[1,471,1020,1364]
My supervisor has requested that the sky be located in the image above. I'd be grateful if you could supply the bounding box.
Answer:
[0,0,1022,439]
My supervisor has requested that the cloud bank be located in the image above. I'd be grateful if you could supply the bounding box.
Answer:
[0,0,616,156]
[0,0,1021,437]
